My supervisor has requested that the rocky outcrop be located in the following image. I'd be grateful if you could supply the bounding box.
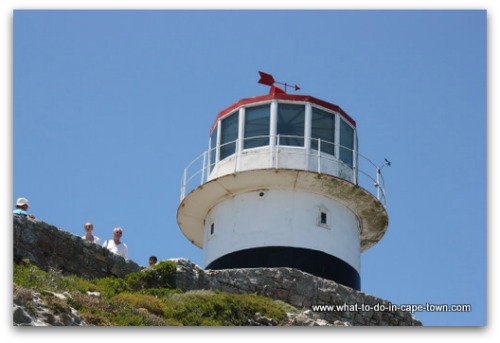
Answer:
[13,217,422,326]
[172,258,422,326]
[13,216,140,279]
[13,285,88,326]
[12,284,342,327]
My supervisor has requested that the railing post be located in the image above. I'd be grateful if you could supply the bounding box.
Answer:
[237,108,245,173]
[270,101,278,168]
[276,134,280,168]
[181,168,187,201]
[201,151,207,186]
[305,103,312,170]
[376,168,381,200]
[235,138,239,172]
[206,148,212,181]
[317,139,321,174]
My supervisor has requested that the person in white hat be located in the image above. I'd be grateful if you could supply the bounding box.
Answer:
[13,197,36,220]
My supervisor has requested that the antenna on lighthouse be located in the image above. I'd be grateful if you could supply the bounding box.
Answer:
[379,158,392,171]
[258,71,300,93]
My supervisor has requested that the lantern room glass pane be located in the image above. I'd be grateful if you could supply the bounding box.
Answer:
[340,119,354,167]
[220,112,238,160]
[277,104,305,146]
[311,107,335,155]
[244,104,270,149]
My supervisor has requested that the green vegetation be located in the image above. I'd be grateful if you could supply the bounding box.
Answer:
[13,259,292,326]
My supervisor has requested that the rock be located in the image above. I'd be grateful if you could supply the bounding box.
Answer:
[13,304,33,325]
[171,265,422,326]
[13,290,88,326]
[86,291,102,299]
[248,312,278,326]
[13,217,423,326]
[333,320,352,326]
[13,216,141,279]
[285,310,333,326]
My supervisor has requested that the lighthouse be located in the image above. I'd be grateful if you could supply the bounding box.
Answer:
[177,73,388,290]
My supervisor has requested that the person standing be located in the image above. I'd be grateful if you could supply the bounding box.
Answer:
[103,227,128,259]
[13,197,36,220]
[82,222,101,245]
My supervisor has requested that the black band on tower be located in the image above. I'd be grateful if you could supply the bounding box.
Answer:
[206,246,360,290]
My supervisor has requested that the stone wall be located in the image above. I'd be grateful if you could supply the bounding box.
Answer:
[173,258,422,326]
[13,216,141,279]
[13,217,422,326]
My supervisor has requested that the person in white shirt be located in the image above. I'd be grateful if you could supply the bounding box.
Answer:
[82,222,101,245]
[103,227,128,259]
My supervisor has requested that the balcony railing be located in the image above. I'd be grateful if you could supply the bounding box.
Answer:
[180,135,387,206]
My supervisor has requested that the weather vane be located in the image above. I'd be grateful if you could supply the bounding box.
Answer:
[258,71,300,93]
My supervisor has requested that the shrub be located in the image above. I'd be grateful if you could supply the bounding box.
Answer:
[95,277,130,298]
[125,260,177,291]
[13,261,95,294]
[45,296,71,315]
[161,290,288,326]
[14,261,49,290]
[114,292,165,316]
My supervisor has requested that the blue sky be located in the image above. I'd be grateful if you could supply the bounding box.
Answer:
[5,4,494,332]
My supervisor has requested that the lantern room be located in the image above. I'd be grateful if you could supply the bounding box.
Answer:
[207,86,358,184]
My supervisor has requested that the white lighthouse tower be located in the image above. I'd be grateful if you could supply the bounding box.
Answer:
[177,73,388,290]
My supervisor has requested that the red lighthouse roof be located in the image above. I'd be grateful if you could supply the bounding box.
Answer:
[210,86,356,133]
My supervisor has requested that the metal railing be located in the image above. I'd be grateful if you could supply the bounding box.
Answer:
[180,135,387,206]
